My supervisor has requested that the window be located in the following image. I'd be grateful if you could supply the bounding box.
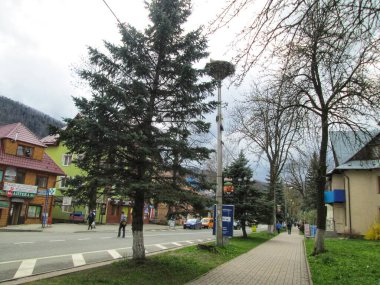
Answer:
[35,176,48,189]
[62,154,73,166]
[27,205,42,218]
[60,176,69,188]
[15,170,26,184]
[16,145,33,158]
[62,205,73,213]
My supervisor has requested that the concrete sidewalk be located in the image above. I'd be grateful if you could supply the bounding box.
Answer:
[187,229,312,285]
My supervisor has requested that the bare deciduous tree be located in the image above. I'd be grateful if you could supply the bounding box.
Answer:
[211,0,380,255]
[230,82,301,232]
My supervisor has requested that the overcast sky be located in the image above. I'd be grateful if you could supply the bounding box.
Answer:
[0,0,245,120]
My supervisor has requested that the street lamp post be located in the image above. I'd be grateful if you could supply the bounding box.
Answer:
[205,60,235,247]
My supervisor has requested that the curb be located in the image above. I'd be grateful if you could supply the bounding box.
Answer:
[303,238,314,285]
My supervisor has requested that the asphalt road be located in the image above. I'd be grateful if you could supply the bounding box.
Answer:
[0,227,218,283]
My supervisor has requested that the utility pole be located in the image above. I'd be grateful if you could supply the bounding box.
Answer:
[205,60,235,247]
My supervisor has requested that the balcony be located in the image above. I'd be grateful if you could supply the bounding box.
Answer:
[324,189,346,204]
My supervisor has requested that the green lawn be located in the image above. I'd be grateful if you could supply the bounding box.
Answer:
[305,238,380,285]
[27,232,274,285]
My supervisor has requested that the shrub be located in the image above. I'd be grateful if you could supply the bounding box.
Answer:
[364,222,380,240]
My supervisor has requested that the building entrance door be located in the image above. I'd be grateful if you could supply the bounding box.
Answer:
[8,203,22,225]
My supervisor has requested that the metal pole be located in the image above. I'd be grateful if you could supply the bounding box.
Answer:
[216,81,223,246]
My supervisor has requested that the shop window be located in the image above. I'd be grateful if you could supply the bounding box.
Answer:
[36,176,48,189]
[27,205,42,218]
[16,145,33,158]
[62,154,73,166]
[16,170,26,184]
[4,167,16,182]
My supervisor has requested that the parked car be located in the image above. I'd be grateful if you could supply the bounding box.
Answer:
[183,218,202,229]
[69,211,85,223]
[201,217,214,229]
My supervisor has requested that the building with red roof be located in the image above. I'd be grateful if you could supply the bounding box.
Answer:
[0,123,65,227]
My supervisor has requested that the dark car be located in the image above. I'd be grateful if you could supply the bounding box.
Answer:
[183,218,202,229]
[69,211,85,223]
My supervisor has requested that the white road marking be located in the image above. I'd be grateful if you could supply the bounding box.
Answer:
[72,254,86,267]
[108,250,122,259]
[172,242,182,246]
[78,238,90,241]
[13,259,36,278]
[185,240,194,244]
[14,242,33,245]
[155,244,167,250]
[197,239,203,242]
[100,237,113,239]
[49,240,65,242]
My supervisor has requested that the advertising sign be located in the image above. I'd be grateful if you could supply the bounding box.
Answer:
[213,204,234,237]
[3,182,37,198]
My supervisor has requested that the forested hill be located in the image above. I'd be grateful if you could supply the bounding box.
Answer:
[0,96,65,138]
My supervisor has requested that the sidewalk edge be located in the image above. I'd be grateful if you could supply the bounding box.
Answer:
[303,238,314,285]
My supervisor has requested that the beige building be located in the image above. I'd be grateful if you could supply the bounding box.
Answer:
[326,131,380,235]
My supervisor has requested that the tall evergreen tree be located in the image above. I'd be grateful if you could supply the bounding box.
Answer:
[303,152,319,211]
[56,0,216,260]
[224,152,270,238]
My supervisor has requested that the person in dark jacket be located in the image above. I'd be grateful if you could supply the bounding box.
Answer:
[118,211,127,238]
[87,211,95,230]
[287,222,292,234]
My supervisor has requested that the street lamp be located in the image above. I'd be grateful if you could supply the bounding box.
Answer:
[205,60,235,247]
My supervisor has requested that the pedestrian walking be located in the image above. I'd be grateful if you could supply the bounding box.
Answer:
[287,222,292,234]
[118,211,127,238]
[276,222,282,234]
[91,210,96,229]
[87,211,95,230]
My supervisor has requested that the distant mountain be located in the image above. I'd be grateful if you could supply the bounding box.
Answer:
[0,96,65,139]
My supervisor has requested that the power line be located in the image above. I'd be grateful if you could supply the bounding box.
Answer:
[102,0,123,27]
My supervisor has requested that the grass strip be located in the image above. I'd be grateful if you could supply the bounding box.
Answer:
[305,238,380,285]
[27,232,274,285]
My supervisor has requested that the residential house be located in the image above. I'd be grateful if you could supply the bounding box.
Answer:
[41,134,133,224]
[0,123,65,227]
[326,130,380,235]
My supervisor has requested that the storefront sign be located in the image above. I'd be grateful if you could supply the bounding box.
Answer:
[3,182,37,198]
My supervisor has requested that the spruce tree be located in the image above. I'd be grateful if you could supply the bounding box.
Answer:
[224,152,270,238]
[56,0,215,260]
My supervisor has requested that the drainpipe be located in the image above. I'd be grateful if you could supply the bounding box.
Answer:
[344,174,352,235]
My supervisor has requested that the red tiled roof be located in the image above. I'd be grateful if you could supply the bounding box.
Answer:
[0,148,65,176]
[0,123,46,147]
[41,134,59,146]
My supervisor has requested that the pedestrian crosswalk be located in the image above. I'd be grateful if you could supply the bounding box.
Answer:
[0,237,215,283]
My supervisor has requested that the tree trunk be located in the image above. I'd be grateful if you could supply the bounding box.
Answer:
[241,219,247,238]
[132,190,145,260]
[313,113,328,255]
